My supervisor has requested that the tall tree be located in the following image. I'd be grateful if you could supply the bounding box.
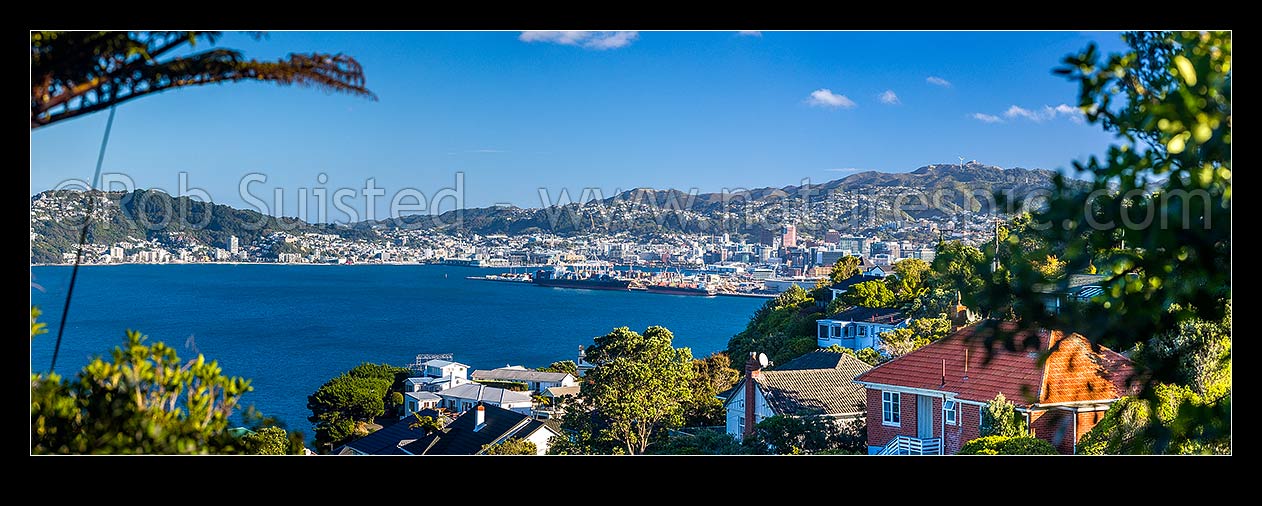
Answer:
[31,31,375,129]
[682,352,741,426]
[889,258,931,303]
[306,362,408,450]
[987,31,1230,452]
[536,360,579,376]
[827,256,863,285]
[838,280,896,309]
[578,326,694,454]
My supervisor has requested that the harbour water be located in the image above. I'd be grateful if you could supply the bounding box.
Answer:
[29,264,765,440]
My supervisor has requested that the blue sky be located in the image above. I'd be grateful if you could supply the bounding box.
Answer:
[30,31,1128,220]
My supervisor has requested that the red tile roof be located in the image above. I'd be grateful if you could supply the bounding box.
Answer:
[853,321,1139,406]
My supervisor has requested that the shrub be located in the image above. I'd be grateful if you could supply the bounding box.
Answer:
[957,436,1057,455]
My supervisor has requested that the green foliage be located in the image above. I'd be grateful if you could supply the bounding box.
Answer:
[1132,302,1231,398]
[827,256,863,286]
[980,393,1028,438]
[571,326,694,454]
[481,437,538,455]
[31,330,252,454]
[547,403,624,455]
[683,353,741,427]
[726,285,824,366]
[389,391,405,415]
[957,436,1057,455]
[904,286,961,320]
[824,344,856,357]
[855,347,885,366]
[649,428,750,455]
[928,242,988,313]
[877,314,952,358]
[744,414,865,455]
[31,31,375,129]
[1077,383,1229,455]
[409,414,445,435]
[537,360,579,376]
[986,31,1231,452]
[31,306,47,340]
[307,362,409,450]
[241,427,293,455]
[889,258,931,303]
[839,280,896,309]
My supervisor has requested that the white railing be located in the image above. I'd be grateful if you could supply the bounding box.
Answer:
[877,435,943,455]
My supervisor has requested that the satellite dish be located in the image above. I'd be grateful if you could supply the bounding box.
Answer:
[758,353,769,368]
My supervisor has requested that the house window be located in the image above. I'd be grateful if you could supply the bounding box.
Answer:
[859,325,867,336]
[882,391,900,426]
[832,326,841,338]
[738,416,745,432]
[944,399,958,425]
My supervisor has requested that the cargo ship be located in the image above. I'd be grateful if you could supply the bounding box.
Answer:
[533,268,632,291]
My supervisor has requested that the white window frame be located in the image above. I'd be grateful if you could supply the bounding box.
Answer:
[882,391,901,426]
[859,325,867,336]
[944,399,958,426]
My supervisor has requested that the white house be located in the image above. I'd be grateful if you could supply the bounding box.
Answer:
[422,359,469,380]
[437,383,534,415]
[402,391,442,419]
[816,306,910,350]
[404,359,472,393]
[725,351,872,440]
[471,366,577,393]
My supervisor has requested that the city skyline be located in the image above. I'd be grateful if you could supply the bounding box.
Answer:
[32,31,1126,217]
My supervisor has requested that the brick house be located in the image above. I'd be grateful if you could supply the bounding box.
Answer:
[854,320,1138,455]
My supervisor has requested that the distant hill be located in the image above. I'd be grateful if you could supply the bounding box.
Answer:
[30,189,376,263]
[30,162,1064,261]
[374,162,1064,236]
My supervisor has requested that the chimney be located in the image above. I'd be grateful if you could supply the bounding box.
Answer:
[744,352,763,439]
[473,402,486,431]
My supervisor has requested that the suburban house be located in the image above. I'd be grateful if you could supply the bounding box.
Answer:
[826,273,887,301]
[436,383,534,415]
[401,403,561,455]
[724,350,872,440]
[471,366,578,393]
[334,408,453,455]
[541,385,581,417]
[1032,274,1107,314]
[404,359,472,393]
[336,404,560,455]
[402,391,442,419]
[854,320,1139,455]
[816,306,911,350]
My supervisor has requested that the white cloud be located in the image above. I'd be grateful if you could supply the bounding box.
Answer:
[518,31,639,50]
[806,88,857,109]
[971,113,1003,123]
[878,90,901,105]
[1002,103,1085,123]
[926,76,952,87]
[736,31,762,37]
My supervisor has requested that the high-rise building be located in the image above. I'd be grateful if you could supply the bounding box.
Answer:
[782,224,797,249]
[229,235,239,255]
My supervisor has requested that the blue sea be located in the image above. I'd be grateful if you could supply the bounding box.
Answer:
[30,264,764,441]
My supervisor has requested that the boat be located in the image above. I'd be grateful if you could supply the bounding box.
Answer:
[533,268,631,291]
[467,272,533,283]
[644,282,716,296]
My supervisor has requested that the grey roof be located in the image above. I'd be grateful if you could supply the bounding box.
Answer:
[543,385,581,398]
[405,391,441,401]
[730,351,872,417]
[337,418,432,455]
[471,368,573,383]
[438,383,533,404]
[819,306,908,325]
[401,404,559,455]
